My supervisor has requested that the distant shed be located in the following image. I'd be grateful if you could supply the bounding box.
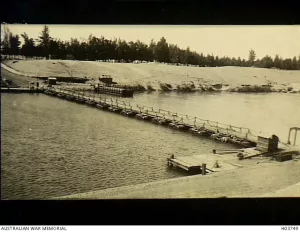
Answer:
[257,134,279,152]
[48,77,57,85]
[99,75,113,85]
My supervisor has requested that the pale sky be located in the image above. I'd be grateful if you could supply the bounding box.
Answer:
[2,24,300,60]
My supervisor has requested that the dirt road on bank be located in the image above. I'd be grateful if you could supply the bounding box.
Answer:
[1,67,37,87]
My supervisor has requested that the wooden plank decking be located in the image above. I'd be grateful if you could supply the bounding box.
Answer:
[44,87,260,146]
[167,154,241,174]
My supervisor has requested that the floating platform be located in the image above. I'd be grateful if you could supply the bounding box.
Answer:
[1,88,43,93]
[167,154,240,174]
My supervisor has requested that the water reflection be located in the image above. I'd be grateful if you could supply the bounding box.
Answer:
[132,92,300,143]
[1,91,299,199]
[1,93,236,199]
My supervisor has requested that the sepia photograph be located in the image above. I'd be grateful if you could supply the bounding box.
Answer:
[1,24,300,200]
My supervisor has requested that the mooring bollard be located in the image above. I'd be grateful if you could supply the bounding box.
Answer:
[202,163,206,175]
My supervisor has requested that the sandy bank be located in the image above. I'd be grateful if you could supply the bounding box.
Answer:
[259,182,300,197]
[3,60,300,91]
[54,157,300,199]
[1,65,38,87]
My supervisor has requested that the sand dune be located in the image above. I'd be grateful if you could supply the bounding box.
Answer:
[3,60,300,90]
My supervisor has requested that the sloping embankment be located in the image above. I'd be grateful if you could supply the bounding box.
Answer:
[3,60,300,91]
[54,159,300,199]
[259,182,300,197]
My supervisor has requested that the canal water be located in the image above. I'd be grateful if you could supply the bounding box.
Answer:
[131,91,300,143]
[1,93,236,200]
[1,92,300,199]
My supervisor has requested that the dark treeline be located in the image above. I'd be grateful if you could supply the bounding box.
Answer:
[1,25,300,70]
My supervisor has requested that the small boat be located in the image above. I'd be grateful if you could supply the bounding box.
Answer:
[86,100,96,106]
[77,98,85,104]
[197,130,210,136]
[175,123,191,130]
[96,103,107,109]
[108,106,122,113]
[121,110,137,117]
[159,118,172,125]
[65,95,74,101]
[127,110,138,116]
[189,128,199,134]
[69,96,76,101]
[152,117,160,123]
[168,122,178,128]
[136,113,152,120]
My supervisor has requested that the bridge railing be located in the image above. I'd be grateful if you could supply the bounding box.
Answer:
[134,104,259,141]
[50,87,259,141]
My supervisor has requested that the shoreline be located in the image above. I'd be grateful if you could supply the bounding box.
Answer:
[2,60,300,199]
[53,158,300,199]
[2,60,300,94]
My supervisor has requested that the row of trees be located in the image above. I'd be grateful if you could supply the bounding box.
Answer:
[1,25,300,70]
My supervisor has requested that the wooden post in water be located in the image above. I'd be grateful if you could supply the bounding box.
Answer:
[288,129,292,144]
[202,163,206,175]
